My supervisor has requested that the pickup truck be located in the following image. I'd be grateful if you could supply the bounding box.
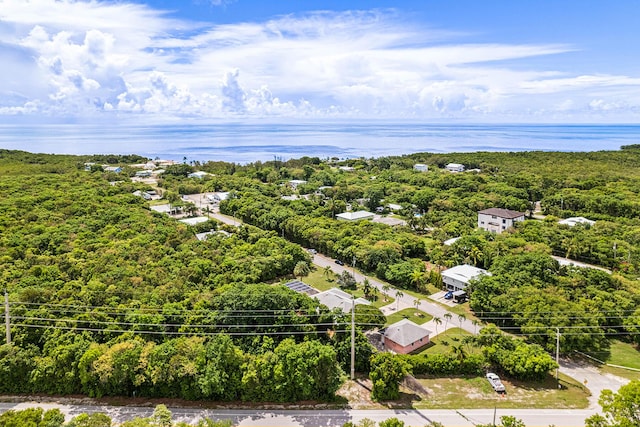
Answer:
[486,372,506,393]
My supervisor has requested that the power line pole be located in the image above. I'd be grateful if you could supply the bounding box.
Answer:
[350,295,355,380]
[556,327,560,388]
[4,290,10,345]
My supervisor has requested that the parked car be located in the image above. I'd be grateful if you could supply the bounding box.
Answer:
[486,372,506,393]
[444,291,453,299]
[335,259,344,266]
[308,249,317,254]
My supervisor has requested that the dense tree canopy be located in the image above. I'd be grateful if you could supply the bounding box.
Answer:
[2,147,640,401]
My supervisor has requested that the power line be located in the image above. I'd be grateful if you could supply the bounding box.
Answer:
[9,307,336,320]
[11,316,353,329]
[12,323,355,337]
[9,301,340,315]
[10,300,640,322]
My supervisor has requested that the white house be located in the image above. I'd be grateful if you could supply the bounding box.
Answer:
[206,192,230,204]
[445,163,465,172]
[336,210,375,221]
[314,288,370,313]
[150,204,182,215]
[443,237,461,246]
[478,208,525,233]
[103,165,122,173]
[188,171,209,179]
[195,230,231,241]
[559,217,596,227]
[179,216,209,226]
[288,179,307,190]
[441,264,491,292]
[414,163,429,172]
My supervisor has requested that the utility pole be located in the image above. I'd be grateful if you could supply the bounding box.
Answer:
[350,295,355,380]
[556,327,560,388]
[492,405,497,427]
[4,290,10,345]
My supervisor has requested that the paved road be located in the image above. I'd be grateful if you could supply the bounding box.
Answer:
[558,358,629,408]
[0,402,598,427]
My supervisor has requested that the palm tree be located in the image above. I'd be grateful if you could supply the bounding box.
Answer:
[395,290,404,311]
[410,269,425,291]
[293,261,310,279]
[472,319,480,335]
[470,246,483,267]
[433,316,442,336]
[362,278,372,299]
[413,298,421,312]
[370,285,379,301]
[323,265,332,280]
[462,335,475,352]
[451,343,467,361]
[443,312,453,332]
[382,283,391,302]
[457,313,466,330]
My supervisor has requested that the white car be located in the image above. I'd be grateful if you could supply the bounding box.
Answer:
[486,372,506,393]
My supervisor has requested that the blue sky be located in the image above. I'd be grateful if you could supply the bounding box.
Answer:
[1,0,639,122]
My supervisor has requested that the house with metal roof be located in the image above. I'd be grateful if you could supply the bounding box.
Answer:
[188,171,209,179]
[445,163,465,172]
[559,216,595,227]
[314,288,370,313]
[383,319,432,354]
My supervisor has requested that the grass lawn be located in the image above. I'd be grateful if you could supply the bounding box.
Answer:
[586,339,640,381]
[300,269,393,309]
[410,372,589,409]
[601,365,640,381]
[385,308,433,326]
[603,340,640,368]
[418,327,475,355]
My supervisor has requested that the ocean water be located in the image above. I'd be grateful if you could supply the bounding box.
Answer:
[0,123,638,163]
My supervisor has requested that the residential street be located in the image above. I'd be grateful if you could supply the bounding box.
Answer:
[0,402,599,427]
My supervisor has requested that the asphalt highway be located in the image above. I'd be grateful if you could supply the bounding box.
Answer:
[0,402,597,427]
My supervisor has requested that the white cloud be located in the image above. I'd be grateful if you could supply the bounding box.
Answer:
[0,0,638,121]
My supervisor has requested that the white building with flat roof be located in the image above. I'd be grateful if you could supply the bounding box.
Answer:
[336,210,375,221]
[414,163,428,172]
[441,264,491,292]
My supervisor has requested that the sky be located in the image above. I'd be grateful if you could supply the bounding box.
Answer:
[1,0,639,123]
